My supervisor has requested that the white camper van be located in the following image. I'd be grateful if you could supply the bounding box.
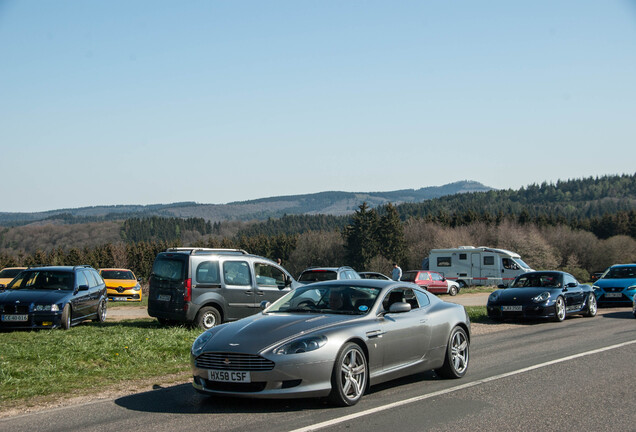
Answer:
[422,246,533,288]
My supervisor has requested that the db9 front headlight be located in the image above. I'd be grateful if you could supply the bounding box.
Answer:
[488,292,500,303]
[34,304,59,312]
[274,335,327,355]
[532,291,551,303]
[592,285,600,291]
[133,283,141,291]
[192,331,213,357]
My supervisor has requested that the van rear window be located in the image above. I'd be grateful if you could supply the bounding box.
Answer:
[152,257,186,281]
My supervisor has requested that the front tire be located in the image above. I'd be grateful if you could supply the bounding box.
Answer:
[328,342,368,406]
[195,306,221,330]
[554,296,566,322]
[583,293,597,317]
[436,326,469,379]
[61,304,72,330]
[449,285,458,296]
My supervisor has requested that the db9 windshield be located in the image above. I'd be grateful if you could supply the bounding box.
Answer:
[267,284,381,315]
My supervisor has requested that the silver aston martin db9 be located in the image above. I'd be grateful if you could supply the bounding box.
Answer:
[190,279,470,406]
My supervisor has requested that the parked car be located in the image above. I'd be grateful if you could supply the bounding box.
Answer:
[0,265,107,330]
[148,248,300,330]
[592,264,636,307]
[0,267,27,286]
[297,266,361,284]
[487,271,597,322]
[359,271,391,280]
[400,270,460,296]
[589,268,608,283]
[191,279,470,406]
[99,268,142,302]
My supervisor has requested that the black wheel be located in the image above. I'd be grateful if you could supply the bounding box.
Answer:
[195,306,222,330]
[61,304,72,330]
[328,342,368,407]
[93,300,107,323]
[457,280,467,289]
[554,296,566,322]
[449,285,458,296]
[436,326,469,379]
[583,292,597,317]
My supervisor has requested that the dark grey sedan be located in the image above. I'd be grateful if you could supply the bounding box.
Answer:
[191,279,470,406]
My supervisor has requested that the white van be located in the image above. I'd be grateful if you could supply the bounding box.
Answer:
[423,246,533,288]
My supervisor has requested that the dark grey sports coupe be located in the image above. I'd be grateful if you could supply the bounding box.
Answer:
[190,279,470,406]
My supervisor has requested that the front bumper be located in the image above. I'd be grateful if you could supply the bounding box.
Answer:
[191,351,335,399]
[487,304,555,320]
[0,311,63,329]
[594,288,636,306]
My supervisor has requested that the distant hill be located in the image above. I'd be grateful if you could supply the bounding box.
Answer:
[0,180,492,225]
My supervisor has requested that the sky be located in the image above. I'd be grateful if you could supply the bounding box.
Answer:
[1,1,635,213]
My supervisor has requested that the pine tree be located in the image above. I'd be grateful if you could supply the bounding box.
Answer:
[343,202,379,270]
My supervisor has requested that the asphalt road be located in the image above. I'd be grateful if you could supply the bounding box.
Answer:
[2,308,634,432]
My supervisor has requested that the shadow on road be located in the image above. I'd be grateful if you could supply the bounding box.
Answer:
[599,310,634,320]
[114,383,329,414]
[114,371,443,414]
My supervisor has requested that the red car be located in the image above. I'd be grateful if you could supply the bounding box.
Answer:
[401,270,460,296]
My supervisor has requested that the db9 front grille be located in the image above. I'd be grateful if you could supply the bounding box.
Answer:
[196,352,275,371]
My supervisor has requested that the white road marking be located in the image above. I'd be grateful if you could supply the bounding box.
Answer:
[288,339,636,432]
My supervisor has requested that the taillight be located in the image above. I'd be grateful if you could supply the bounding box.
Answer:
[184,278,192,302]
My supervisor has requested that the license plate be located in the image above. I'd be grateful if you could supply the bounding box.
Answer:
[605,293,622,298]
[502,305,523,312]
[113,297,128,301]
[208,370,251,383]
[157,294,171,301]
[1,314,28,322]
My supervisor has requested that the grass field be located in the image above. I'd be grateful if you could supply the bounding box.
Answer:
[0,320,200,404]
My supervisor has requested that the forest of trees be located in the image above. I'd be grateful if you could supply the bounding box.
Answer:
[1,174,635,284]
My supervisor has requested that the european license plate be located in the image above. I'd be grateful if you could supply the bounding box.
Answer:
[208,370,251,383]
[157,294,171,301]
[113,297,128,301]
[605,293,622,298]
[502,305,523,312]
[1,314,28,322]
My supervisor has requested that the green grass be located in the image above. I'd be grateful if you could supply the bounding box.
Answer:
[465,306,489,323]
[459,286,497,294]
[0,320,200,404]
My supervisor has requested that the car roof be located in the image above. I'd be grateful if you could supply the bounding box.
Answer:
[21,266,93,272]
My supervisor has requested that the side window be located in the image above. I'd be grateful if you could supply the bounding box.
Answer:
[418,272,430,281]
[432,272,442,281]
[414,289,430,307]
[223,261,251,286]
[255,263,285,288]
[196,261,220,284]
[345,270,357,279]
[403,288,419,309]
[437,257,451,267]
[83,270,99,288]
[92,270,104,285]
[563,274,577,286]
[76,271,88,288]
[483,256,495,266]
[459,253,467,260]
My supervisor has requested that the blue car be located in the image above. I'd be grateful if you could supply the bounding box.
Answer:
[487,271,597,322]
[592,264,636,307]
[0,266,107,330]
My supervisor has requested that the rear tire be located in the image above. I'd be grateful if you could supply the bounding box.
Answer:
[436,326,469,379]
[457,280,467,289]
[195,306,221,330]
[61,304,72,330]
[92,300,107,323]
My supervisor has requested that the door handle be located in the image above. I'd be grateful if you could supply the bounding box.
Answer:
[366,330,385,338]
[256,291,264,296]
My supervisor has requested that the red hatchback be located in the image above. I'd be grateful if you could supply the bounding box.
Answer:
[401,270,460,296]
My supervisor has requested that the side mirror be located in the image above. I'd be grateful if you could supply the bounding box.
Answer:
[78,284,89,291]
[388,302,411,314]
[567,282,578,288]
[137,277,144,284]
[260,300,271,310]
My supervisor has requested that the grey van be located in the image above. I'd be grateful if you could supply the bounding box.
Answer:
[148,248,300,329]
